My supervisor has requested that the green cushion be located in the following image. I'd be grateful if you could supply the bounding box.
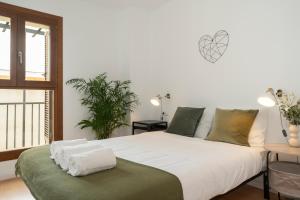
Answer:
[166,107,205,137]
[206,108,258,146]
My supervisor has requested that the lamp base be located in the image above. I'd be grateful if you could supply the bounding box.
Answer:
[288,124,300,148]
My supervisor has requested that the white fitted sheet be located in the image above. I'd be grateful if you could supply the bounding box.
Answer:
[95,131,264,200]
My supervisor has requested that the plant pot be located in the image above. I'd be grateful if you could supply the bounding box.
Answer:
[288,124,300,148]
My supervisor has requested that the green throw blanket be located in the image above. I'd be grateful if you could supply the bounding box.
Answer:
[16,146,183,200]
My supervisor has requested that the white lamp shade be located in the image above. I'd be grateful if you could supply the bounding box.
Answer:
[150,97,160,106]
[257,96,276,107]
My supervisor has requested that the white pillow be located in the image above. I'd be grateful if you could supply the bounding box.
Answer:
[248,108,268,147]
[194,108,214,138]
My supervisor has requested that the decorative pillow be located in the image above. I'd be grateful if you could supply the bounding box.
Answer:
[194,107,214,138]
[206,108,259,146]
[195,107,268,144]
[248,108,268,147]
[166,107,205,137]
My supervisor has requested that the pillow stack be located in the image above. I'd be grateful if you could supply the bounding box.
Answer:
[167,107,266,147]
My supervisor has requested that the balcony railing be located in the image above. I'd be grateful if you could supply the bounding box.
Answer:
[0,101,48,151]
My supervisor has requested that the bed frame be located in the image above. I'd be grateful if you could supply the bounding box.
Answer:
[214,151,271,200]
[213,171,269,199]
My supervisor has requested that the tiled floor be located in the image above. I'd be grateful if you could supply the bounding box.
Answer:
[0,178,278,200]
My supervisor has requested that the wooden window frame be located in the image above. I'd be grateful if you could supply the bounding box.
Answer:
[0,2,63,162]
[0,7,17,87]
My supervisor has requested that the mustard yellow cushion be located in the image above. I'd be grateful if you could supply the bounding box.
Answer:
[206,108,259,146]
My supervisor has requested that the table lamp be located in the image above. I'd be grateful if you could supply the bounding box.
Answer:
[257,88,288,138]
[150,93,171,121]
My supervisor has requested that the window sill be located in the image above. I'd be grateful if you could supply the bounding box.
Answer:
[0,148,30,162]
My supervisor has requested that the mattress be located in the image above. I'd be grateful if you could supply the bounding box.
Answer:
[95,131,265,200]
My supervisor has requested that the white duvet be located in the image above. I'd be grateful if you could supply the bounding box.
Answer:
[95,131,264,200]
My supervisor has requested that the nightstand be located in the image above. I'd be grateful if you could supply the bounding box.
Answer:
[264,144,300,199]
[132,120,168,135]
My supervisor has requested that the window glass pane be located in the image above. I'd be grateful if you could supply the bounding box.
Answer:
[25,21,50,81]
[0,89,53,151]
[0,16,11,80]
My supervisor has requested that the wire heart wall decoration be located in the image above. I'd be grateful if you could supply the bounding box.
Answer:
[198,30,229,63]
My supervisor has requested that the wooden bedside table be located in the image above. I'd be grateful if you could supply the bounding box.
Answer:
[132,120,168,135]
[264,144,300,199]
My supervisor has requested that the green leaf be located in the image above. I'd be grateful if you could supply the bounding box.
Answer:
[67,73,139,139]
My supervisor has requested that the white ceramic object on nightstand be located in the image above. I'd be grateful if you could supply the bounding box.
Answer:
[288,124,300,148]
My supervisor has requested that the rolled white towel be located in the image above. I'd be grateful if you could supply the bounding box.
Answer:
[60,142,103,171]
[50,139,87,160]
[68,148,116,177]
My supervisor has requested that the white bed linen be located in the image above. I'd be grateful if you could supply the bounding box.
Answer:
[93,131,264,200]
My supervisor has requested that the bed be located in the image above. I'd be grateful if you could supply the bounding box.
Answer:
[16,131,267,200]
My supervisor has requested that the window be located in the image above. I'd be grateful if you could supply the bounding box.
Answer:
[0,89,53,151]
[0,2,62,161]
[25,22,51,81]
[0,16,11,80]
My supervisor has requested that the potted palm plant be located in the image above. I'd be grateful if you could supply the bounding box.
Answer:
[66,73,138,139]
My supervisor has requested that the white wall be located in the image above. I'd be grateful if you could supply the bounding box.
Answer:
[0,0,130,180]
[0,160,16,180]
[127,0,300,144]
